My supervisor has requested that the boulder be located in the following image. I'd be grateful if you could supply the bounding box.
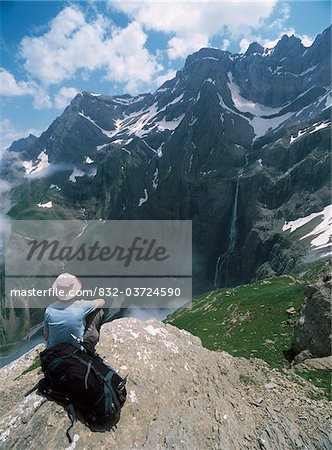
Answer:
[293,356,332,371]
[0,318,331,449]
[291,269,331,358]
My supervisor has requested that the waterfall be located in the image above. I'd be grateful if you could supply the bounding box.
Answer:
[228,174,240,254]
[282,258,295,274]
[214,255,222,288]
[214,152,249,288]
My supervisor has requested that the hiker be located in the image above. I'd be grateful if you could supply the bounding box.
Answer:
[44,272,106,351]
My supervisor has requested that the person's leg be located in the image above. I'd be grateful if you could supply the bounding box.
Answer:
[83,309,104,350]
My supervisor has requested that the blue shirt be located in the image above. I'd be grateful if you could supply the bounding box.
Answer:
[44,299,98,348]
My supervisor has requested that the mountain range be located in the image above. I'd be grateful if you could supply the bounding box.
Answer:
[4,26,332,296]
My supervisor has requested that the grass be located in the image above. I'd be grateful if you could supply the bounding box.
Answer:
[292,257,331,281]
[165,275,331,400]
[166,276,304,368]
[8,178,68,220]
[297,370,332,401]
[239,374,257,385]
[14,355,41,380]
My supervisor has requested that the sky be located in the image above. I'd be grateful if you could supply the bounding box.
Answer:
[0,0,331,149]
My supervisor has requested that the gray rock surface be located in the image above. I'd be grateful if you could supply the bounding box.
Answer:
[0,318,331,449]
[291,270,331,358]
[293,356,332,371]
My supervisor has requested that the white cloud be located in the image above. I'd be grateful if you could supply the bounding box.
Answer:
[102,21,163,92]
[19,6,163,94]
[54,86,79,109]
[239,38,251,53]
[0,68,34,96]
[298,34,313,47]
[221,39,231,51]
[155,70,176,87]
[267,2,291,30]
[167,33,209,59]
[263,28,313,49]
[32,87,53,110]
[0,119,41,150]
[111,0,278,59]
[0,68,52,109]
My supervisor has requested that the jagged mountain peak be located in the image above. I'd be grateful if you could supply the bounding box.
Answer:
[270,33,305,60]
[312,24,331,44]
[20,24,330,167]
[184,47,231,70]
[8,133,38,153]
[277,33,303,46]
[245,42,264,56]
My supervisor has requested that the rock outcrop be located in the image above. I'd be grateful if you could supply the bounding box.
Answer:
[291,266,331,361]
[0,318,331,449]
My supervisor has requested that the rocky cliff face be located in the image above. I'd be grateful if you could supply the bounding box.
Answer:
[0,318,331,449]
[291,263,332,361]
[7,26,331,293]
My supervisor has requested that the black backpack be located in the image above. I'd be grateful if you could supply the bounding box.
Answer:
[36,340,127,442]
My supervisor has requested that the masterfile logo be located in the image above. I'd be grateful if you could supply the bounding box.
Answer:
[5,220,192,309]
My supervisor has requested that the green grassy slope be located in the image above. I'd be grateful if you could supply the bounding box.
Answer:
[166,276,304,367]
[165,275,331,399]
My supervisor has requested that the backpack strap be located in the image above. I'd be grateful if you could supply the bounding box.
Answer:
[25,382,40,397]
[36,378,77,444]
[65,403,77,444]
[84,361,92,390]
[105,372,121,412]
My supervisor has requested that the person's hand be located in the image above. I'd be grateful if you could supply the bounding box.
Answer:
[95,298,105,308]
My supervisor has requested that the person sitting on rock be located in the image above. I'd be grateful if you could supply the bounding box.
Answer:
[43,272,105,351]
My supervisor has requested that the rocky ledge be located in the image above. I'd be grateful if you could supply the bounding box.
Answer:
[0,318,331,449]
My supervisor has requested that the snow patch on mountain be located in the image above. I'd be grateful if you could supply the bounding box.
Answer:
[225,72,298,138]
[158,94,184,112]
[290,129,308,144]
[49,184,61,191]
[69,168,85,183]
[205,78,216,85]
[202,56,219,61]
[155,114,185,132]
[309,121,330,134]
[188,154,194,174]
[84,156,94,164]
[37,201,52,209]
[96,143,109,151]
[113,96,146,105]
[324,92,332,109]
[156,144,164,158]
[79,112,113,138]
[138,189,148,207]
[282,205,332,250]
[123,103,159,138]
[152,168,159,189]
[290,121,330,144]
[22,150,49,176]
[123,99,185,137]
[227,72,282,116]
[251,112,293,139]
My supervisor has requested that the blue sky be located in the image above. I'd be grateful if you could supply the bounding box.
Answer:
[0,1,330,149]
